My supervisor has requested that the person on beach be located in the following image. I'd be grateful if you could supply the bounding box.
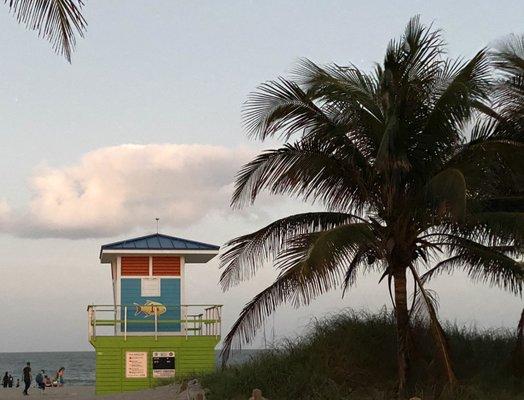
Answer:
[55,367,65,387]
[2,372,8,388]
[8,374,13,387]
[44,375,52,387]
[35,370,45,391]
[16,378,20,388]
[22,362,31,395]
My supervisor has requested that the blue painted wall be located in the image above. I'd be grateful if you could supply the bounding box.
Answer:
[121,278,181,332]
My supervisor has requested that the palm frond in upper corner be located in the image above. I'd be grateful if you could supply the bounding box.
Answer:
[5,0,87,62]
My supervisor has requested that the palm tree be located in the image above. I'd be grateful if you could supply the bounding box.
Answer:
[219,17,524,397]
[4,0,86,62]
[490,35,524,375]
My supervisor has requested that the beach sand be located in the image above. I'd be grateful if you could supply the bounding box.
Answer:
[0,384,184,399]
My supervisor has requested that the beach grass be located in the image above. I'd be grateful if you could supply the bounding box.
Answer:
[197,310,522,400]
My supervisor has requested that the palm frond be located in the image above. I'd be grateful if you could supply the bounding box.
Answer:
[492,35,524,124]
[219,212,358,290]
[419,50,491,171]
[342,247,371,295]
[462,212,524,245]
[220,267,298,366]
[230,142,371,211]
[5,0,86,62]
[294,59,384,148]
[410,265,457,386]
[399,15,445,88]
[274,224,378,297]
[242,78,332,140]
[422,236,523,294]
[221,223,376,364]
[494,34,524,76]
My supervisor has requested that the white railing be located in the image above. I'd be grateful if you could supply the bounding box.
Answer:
[87,304,222,341]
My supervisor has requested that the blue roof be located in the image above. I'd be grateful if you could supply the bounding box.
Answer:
[100,233,220,255]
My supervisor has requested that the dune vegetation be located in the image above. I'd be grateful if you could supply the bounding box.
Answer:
[199,310,522,400]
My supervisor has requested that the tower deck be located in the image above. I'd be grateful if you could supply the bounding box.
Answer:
[88,304,222,395]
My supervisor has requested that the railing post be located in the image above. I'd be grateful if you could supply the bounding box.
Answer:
[124,306,128,341]
[212,306,215,337]
[87,306,93,341]
[92,307,97,340]
[205,308,208,336]
[211,307,214,336]
[215,306,218,338]
[185,306,188,340]
[114,306,117,336]
[218,305,222,337]
[154,307,158,341]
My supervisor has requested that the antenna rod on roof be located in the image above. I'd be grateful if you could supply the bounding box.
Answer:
[156,218,160,234]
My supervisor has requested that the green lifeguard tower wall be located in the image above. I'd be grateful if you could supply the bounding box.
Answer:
[88,233,222,395]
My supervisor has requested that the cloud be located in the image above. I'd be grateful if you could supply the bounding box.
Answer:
[2,144,254,239]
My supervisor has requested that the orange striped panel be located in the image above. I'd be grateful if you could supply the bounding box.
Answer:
[121,256,149,276]
[152,256,181,276]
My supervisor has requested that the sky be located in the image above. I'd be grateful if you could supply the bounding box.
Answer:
[0,0,522,352]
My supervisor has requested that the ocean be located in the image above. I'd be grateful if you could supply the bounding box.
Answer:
[0,350,260,386]
[0,352,95,386]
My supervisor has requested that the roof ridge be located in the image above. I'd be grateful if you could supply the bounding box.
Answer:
[155,233,220,248]
[100,233,220,256]
[100,233,160,249]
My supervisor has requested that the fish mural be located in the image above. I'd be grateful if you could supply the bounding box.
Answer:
[134,300,167,318]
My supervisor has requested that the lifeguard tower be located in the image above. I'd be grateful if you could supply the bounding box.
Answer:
[87,233,222,395]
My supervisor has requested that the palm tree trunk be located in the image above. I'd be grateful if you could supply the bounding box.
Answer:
[394,268,410,399]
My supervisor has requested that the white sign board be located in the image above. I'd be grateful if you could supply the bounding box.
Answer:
[125,352,148,378]
[141,278,161,297]
[152,351,175,378]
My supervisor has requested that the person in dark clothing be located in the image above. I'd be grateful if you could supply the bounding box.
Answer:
[16,378,20,388]
[35,370,45,391]
[22,362,31,395]
[8,374,13,388]
[2,372,8,388]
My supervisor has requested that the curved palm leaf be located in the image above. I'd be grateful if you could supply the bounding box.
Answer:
[409,265,457,385]
[243,78,332,140]
[461,212,524,245]
[219,212,358,290]
[230,142,372,211]
[5,0,87,62]
[493,34,524,118]
[294,58,384,149]
[221,223,378,363]
[422,236,523,294]
[415,50,491,174]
